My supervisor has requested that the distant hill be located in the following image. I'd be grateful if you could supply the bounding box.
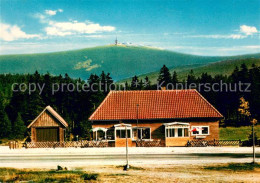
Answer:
[119,58,260,84]
[0,45,260,81]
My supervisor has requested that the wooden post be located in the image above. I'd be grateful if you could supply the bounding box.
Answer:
[125,125,129,169]
[252,123,255,164]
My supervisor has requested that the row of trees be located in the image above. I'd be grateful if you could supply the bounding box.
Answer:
[0,71,113,140]
[0,62,259,139]
[129,63,259,126]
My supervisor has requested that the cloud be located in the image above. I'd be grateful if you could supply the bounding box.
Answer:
[34,9,115,37]
[166,45,260,56]
[186,34,247,39]
[45,9,63,16]
[240,25,258,35]
[185,25,258,40]
[0,23,40,41]
[45,20,115,36]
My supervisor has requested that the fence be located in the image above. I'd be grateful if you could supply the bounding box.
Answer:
[25,140,108,148]
[240,140,260,147]
[9,141,22,149]
[136,139,162,147]
[187,140,241,147]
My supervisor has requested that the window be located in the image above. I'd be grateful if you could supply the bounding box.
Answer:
[166,128,189,137]
[202,127,209,135]
[132,127,151,140]
[177,128,183,137]
[184,128,189,137]
[142,128,151,139]
[132,128,137,139]
[98,130,105,140]
[116,129,131,138]
[192,126,209,135]
[106,129,115,140]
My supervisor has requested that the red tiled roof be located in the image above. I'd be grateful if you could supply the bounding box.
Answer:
[89,90,223,121]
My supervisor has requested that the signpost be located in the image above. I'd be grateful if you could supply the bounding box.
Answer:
[121,123,131,170]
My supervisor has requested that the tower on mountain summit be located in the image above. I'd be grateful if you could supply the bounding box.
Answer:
[115,37,118,45]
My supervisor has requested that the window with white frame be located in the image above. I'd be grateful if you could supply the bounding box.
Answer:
[166,127,189,137]
[191,126,209,135]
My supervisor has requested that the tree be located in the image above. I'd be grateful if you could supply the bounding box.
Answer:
[138,79,144,90]
[131,75,139,90]
[187,70,197,86]
[238,97,258,163]
[157,65,171,87]
[106,73,114,92]
[88,74,100,91]
[100,71,106,92]
[12,113,26,139]
[238,97,251,125]
[124,81,129,90]
[144,76,151,89]
[0,92,11,138]
[172,71,178,84]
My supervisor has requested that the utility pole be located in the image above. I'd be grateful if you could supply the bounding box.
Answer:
[253,122,255,164]
[125,125,129,169]
[122,123,131,170]
[250,118,257,164]
[136,104,139,127]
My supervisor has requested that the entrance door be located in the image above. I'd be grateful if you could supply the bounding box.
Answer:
[36,128,59,142]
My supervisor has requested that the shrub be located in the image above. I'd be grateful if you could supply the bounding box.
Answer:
[81,173,98,180]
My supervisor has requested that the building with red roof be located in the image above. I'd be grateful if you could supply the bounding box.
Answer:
[89,89,223,147]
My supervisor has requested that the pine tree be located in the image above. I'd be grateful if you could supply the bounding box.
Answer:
[12,113,26,139]
[172,71,178,86]
[100,71,106,92]
[187,70,197,87]
[88,74,100,91]
[157,65,171,87]
[23,75,45,125]
[139,79,144,90]
[0,92,11,138]
[231,66,240,83]
[106,73,114,91]
[131,75,139,90]
[144,76,151,89]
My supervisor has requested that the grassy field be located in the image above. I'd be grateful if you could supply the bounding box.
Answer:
[1,45,259,81]
[0,168,98,182]
[219,125,260,141]
[1,164,260,183]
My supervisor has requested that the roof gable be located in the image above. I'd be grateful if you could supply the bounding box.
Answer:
[27,106,68,128]
[89,90,223,121]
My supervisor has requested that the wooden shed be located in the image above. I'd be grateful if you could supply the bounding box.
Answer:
[27,106,68,142]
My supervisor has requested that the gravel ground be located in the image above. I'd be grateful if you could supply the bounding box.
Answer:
[1,146,260,155]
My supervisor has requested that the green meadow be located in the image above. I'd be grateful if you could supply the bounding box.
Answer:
[219,126,260,141]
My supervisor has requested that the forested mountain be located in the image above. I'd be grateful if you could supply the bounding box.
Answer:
[1,45,260,81]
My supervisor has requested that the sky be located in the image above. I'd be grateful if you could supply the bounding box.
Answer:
[0,0,260,56]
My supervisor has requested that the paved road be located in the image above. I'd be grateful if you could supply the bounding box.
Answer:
[1,153,259,168]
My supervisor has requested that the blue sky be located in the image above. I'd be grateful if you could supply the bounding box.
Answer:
[0,0,259,56]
